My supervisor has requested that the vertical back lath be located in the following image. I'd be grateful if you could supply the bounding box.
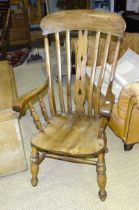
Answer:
[94,33,111,114]
[110,38,121,84]
[66,30,72,113]
[44,37,56,115]
[88,31,100,115]
[55,32,65,113]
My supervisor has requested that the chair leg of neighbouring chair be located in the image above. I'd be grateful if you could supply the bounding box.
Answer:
[96,152,107,201]
[124,143,134,151]
[30,146,39,186]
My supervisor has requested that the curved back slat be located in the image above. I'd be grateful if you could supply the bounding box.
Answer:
[40,10,126,37]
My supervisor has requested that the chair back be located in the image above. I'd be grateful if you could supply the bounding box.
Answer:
[40,10,126,116]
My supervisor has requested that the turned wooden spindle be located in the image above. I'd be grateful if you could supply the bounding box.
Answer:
[39,95,49,122]
[28,102,44,132]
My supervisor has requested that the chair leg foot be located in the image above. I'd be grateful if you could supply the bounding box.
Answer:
[30,147,39,187]
[105,148,108,153]
[96,153,107,201]
[124,143,134,151]
[31,177,38,187]
[98,190,107,201]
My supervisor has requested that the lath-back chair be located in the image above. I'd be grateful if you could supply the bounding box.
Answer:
[13,10,125,201]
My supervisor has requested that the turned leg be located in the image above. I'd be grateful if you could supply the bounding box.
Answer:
[102,132,108,153]
[124,143,134,151]
[30,146,39,186]
[96,152,107,201]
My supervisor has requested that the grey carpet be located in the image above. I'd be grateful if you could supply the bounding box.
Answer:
[0,57,139,210]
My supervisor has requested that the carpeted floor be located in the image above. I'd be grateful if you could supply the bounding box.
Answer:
[0,55,139,210]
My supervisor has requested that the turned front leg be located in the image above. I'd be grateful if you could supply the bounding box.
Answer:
[96,152,107,201]
[30,146,39,186]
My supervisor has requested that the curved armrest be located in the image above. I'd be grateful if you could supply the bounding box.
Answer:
[123,82,139,108]
[100,83,115,118]
[13,80,48,113]
[116,82,139,138]
[117,82,139,120]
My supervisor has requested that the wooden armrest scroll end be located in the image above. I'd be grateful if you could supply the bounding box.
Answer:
[13,81,49,113]
[100,101,113,118]
[100,86,115,118]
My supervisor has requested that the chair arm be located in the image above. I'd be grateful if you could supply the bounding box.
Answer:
[117,82,139,120]
[121,82,139,108]
[100,83,115,118]
[13,80,48,113]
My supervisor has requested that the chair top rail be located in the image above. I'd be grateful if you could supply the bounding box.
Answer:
[40,9,126,37]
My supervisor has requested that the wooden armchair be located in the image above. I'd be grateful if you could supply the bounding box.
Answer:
[13,10,125,201]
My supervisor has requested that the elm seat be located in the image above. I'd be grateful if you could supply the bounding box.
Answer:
[13,10,125,201]
[31,113,104,156]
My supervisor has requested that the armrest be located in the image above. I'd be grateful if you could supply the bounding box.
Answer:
[13,80,48,113]
[100,83,115,118]
[117,82,139,120]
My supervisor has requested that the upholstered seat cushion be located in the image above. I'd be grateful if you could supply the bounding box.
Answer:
[31,113,104,157]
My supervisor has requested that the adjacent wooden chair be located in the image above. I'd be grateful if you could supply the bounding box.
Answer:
[0,7,11,60]
[0,9,11,60]
[13,10,125,201]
